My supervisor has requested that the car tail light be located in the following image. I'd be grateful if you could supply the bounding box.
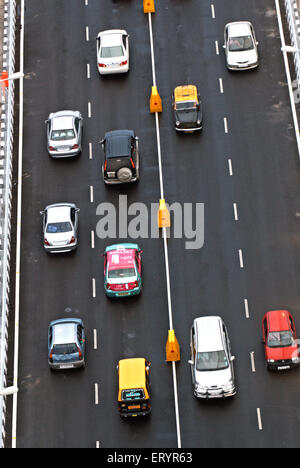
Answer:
[49,350,53,363]
[48,146,55,151]
[120,60,128,66]
[130,158,135,169]
[72,144,79,150]
[128,281,139,289]
[77,346,82,360]
[69,236,75,244]
[106,283,112,290]
[98,63,107,68]
[44,238,50,246]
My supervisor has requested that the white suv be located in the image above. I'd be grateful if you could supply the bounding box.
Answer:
[189,316,236,399]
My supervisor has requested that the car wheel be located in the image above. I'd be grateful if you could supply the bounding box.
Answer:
[117,167,133,183]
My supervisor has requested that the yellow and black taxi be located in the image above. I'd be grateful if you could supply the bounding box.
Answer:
[117,358,151,418]
[172,85,203,133]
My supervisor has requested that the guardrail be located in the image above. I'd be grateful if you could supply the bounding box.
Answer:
[0,0,16,448]
[285,0,300,91]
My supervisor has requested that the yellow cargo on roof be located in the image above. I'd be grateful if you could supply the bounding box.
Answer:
[174,85,198,103]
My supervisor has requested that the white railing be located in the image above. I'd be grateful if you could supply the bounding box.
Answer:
[0,0,16,448]
[285,0,300,91]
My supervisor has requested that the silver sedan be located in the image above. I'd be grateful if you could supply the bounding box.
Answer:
[40,203,80,253]
[45,110,83,157]
[224,21,259,71]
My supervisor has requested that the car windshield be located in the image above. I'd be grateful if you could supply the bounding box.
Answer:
[229,35,254,52]
[108,268,136,279]
[101,46,124,58]
[267,331,294,348]
[52,343,78,355]
[176,101,197,111]
[46,222,72,233]
[196,351,229,372]
[122,389,145,401]
[50,129,75,141]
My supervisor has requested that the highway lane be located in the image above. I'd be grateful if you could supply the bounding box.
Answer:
[153,0,300,448]
[17,0,177,448]
[14,0,300,448]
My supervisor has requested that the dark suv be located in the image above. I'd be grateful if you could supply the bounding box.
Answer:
[100,130,140,184]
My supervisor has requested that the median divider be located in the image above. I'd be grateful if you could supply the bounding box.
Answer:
[157,199,171,228]
[143,0,155,14]
[150,86,162,113]
[166,330,180,362]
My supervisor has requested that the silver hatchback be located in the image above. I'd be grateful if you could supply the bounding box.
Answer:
[40,203,79,253]
[45,110,83,157]
[189,316,236,399]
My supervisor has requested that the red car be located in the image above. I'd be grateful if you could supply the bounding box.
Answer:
[262,310,300,370]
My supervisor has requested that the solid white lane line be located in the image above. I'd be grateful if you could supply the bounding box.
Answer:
[239,249,244,268]
[90,185,94,203]
[215,40,219,55]
[228,159,233,176]
[89,142,93,159]
[257,408,263,431]
[211,4,215,19]
[244,299,250,319]
[92,278,96,298]
[224,117,228,134]
[250,352,256,372]
[95,383,99,405]
[93,329,98,350]
[88,102,92,118]
[85,0,89,5]
[147,13,181,449]
[233,203,238,221]
[91,230,95,249]
[87,63,90,79]
[96,441,100,448]
[86,26,89,42]
[219,77,224,94]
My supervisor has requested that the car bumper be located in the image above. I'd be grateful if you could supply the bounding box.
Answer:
[194,389,236,399]
[44,243,77,254]
[120,409,151,418]
[48,148,81,158]
[98,64,129,75]
[104,176,138,185]
[267,361,300,371]
[227,62,258,71]
[105,285,142,298]
[175,126,202,133]
[49,360,85,370]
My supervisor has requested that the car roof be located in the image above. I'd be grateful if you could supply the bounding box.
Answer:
[46,205,71,223]
[104,130,134,159]
[174,85,198,103]
[267,310,291,332]
[194,316,224,352]
[227,21,252,37]
[119,358,146,391]
[53,322,77,345]
[100,30,124,47]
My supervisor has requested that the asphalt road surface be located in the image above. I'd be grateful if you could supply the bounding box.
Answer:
[13,0,300,448]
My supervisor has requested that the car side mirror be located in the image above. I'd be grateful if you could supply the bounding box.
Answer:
[223,44,226,49]
[44,120,49,124]
[231,356,235,362]
[135,136,139,141]
[40,211,44,215]
[256,41,259,45]
[188,360,194,366]
[99,139,104,145]
[76,208,80,213]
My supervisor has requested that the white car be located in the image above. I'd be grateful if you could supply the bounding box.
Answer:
[40,203,80,253]
[224,21,258,70]
[97,29,129,75]
[188,316,236,399]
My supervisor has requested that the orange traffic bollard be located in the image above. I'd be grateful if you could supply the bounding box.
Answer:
[158,199,171,229]
[150,86,162,113]
[1,71,8,88]
[166,330,180,362]
[143,0,155,14]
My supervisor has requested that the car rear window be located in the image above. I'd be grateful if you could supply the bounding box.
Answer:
[46,222,72,233]
[51,129,75,141]
[267,331,294,348]
[101,46,124,58]
[52,343,78,355]
[121,389,145,401]
[108,268,136,279]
